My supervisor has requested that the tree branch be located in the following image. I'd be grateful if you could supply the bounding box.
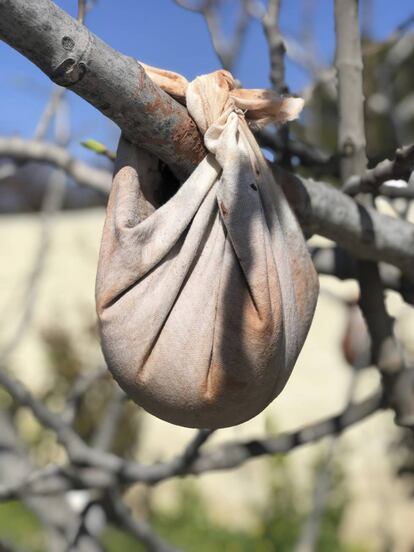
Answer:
[334,0,414,430]
[0,137,111,193]
[104,489,181,552]
[1,0,414,280]
[0,411,101,552]
[1,134,413,278]
[275,168,414,280]
[0,386,383,499]
[311,247,414,304]
[262,0,287,95]
[334,0,367,182]
[343,143,414,196]
[0,0,204,180]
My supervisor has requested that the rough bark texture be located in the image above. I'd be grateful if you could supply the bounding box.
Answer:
[1,0,413,283]
[0,0,205,180]
[334,0,367,182]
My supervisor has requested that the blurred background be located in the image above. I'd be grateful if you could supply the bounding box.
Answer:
[1,1,414,550]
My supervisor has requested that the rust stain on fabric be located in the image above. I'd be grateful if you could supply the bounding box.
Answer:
[204,363,248,403]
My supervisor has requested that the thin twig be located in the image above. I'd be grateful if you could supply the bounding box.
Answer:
[343,143,414,196]
[0,389,383,500]
[34,86,67,141]
[334,0,414,430]
[175,0,253,71]
[311,247,414,305]
[257,128,335,169]
[91,386,126,452]
[0,169,66,366]
[262,0,291,168]
[262,0,287,95]
[63,366,108,425]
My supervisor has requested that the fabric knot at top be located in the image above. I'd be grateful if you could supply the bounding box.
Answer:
[96,60,319,429]
[141,63,305,136]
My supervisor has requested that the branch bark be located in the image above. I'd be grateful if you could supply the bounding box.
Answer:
[275,168,414,280]
[0,388,382,499]
[0,0,204,180]
[0,411,101,552]
[343,143,414,195]
[0,137,111,193]
[311,247,414,304]
[1,0,414,280]
[334,0,414,430]
[334,0,367,182]
[1,135,413,278]
[263,0,287,95]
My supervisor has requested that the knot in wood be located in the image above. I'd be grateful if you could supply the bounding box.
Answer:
[61,36,75,51]
[342,137,355,157]
[52,58,87,86]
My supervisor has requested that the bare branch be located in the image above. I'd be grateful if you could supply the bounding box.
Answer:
[262,0,292,169]
[0,0,204,180]
[91,386,126,452]
[0,388,383,499]
[63,366,108,425]
[0,411,101,552]
[335,0,414,430]
[311,247,414,305]
[175,0,252,71]
[257,128,335,169]
[274,168,414,280]
[0,137,111,194]
[34,86,67,141]
[0,1,413,280]
[334,0,367,182]
[262,0,287,95]
[189,389,382,475]
[105,488,181,552]
[77,0,86,24]
[343,143,414,196]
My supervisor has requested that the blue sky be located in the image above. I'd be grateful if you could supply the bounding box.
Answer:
[1,0,413,162]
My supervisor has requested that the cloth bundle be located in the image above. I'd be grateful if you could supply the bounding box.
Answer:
[96,64,319,429]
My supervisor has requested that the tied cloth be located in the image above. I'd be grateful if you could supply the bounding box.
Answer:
[96,64,319,429]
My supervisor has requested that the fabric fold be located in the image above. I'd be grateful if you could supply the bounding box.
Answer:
[96,64,319,429]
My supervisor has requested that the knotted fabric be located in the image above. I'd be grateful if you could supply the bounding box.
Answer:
[96,64,319,429]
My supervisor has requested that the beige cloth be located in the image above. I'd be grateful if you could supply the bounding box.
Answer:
[96,66,319,429]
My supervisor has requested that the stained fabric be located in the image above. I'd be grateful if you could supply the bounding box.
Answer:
[96,66,319,429]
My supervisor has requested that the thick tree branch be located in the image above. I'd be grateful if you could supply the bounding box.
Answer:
[275,168,414,280]
[0,383,383,499]
[1,134,413,279]
[1,0,414,280]
[0,137,111,193]
[0,0,204,180]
